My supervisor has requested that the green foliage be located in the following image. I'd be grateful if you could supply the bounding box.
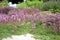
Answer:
[0,22,32,39]
[17,1,41,8]
[31,21,60,40]
[17,2,27,8]
[0,0,8,7]
[43,0,60,2]
[26,1,40,6]
[2,0,8,6]
[0,21,60,40]
[37,1,60,12]
[0,3,5,7]
[49,9,60,13]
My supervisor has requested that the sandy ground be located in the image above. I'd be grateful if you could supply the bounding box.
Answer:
[2,33,37,40]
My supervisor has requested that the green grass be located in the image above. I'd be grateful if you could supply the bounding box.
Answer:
[31,24,60,40]
[0,22,32,40]
[0,22,60,40]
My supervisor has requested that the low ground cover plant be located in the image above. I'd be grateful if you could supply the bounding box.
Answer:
[0,6,41,29]
[0,6,60,34]
[42,13,60,34]
[0,5,60,40]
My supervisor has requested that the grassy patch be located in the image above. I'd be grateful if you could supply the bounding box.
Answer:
[0,22,60,40]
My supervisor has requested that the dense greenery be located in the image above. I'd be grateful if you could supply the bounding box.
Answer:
[43,0,60,2]
[0,0,8,7]
[17,0,60,13]
[36,1,60,13]
[17,1,41,8]
[0,20,60,40]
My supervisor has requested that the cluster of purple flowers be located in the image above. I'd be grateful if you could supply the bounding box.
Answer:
[43,14,60,32]
[0,6,60,32]
[0,6,41,23]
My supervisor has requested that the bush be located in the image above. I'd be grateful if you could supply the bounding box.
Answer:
[0,3,5,7]
[42,14,60,33]
[26,1,40,7]
[0,0,8,7]
[2,0,8,6]
[0,3,4,7]
[0,6,15,14]
[43,0,60,2]
[37,1,60,12]
[0,7,41,29]
[17,1,41,8]
[17,2,27,8]
[8,7,41,22]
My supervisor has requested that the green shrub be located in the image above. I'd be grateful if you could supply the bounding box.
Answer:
[17,1,41,8]
[37,1,60,12]
[2,0,8,6]
[43,0,60,2]
[0,0,8,7]
[17,2,27,8]
[26,1,40,6]
[0,3,5,7]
